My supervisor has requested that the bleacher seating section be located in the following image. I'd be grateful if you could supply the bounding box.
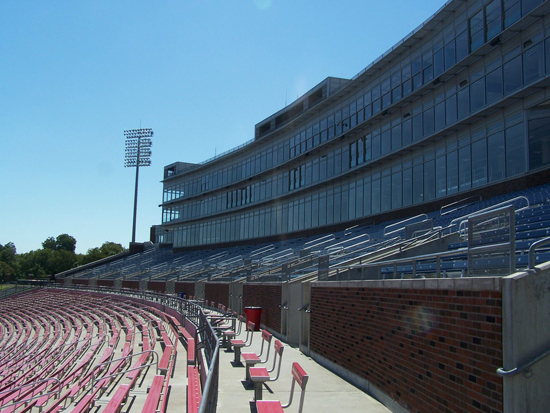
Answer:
[62,183,550,283]
[0,289,197,412]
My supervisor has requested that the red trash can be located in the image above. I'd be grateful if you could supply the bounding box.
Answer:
[244,306,262,331]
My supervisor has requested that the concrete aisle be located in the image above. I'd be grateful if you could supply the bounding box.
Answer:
[216,330,391,413]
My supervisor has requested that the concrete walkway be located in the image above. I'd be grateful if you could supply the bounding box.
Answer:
[216,329,390,413]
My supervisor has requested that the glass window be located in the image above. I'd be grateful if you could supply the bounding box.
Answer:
[447,150,458,194]
[436,156,447,197]
[503,55,522,94]
[372,134,381,159]
[392,172,402,209]
[382,93,391,109]
[504,0,521,28]
[391,124,401,151]
[412,114,423,141]
[486,67,503,104]
[381,130,391,155]
[471,138,487,187]
[523,0,543,15]
[457,88,470,119]
[358,138,365,164]
[459,145,472,190]
[355,181,363,218]
[403,167,413,206]
[348,185,356,220]
[423,160,435,201]
[434,48,444,78]
[403,79,412,96]
[412,57,422,75]
[423,108,434,136]
[470,78,485,112]
[381,176,391,212]
[402,119,412,146]
[350,142,357,167]
[528,112,550,170]
[413,72,423,91]
[435,101,446,131]
[456,30,469,62]
[523,42,544,84]
[486,0,501,41]
[470,10,484,52]
[371,179,381,214]
[444,40,456,70]
[363,181,371,216]
[446,94,458,124]
[488,131,506,181]
[413,164,424,204]
[372,98,381,115]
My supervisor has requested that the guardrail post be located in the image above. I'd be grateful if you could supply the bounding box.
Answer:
[317,255,329,281]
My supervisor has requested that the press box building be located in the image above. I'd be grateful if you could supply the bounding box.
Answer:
[155,0,550,250]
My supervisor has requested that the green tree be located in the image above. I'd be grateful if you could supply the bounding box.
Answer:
[42,234,77,253]
[79,241,126,265]
[0,243,18,281]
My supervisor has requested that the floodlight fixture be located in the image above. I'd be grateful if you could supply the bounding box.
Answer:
[124,128,154,244]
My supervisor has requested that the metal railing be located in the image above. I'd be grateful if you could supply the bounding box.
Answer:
[529,236,550,269]
[497,344,550,378]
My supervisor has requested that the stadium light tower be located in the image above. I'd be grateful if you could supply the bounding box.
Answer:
[124,128,153,244]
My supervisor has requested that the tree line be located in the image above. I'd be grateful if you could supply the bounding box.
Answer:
[0,234,126,282]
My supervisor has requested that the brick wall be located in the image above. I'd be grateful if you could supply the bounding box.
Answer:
[243,283,282,334]
[205,283,230,309]
[72,279,88,286]
[175,282,195,298]
[97,280,114,288]
[121,280,140,290]
[147,281,167,293]
[310,281,503,413]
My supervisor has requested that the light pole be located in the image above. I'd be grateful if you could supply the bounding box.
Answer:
[124,128,153,244]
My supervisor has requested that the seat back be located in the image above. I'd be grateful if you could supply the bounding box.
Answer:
[281,362,309,412]
[268,340,285,380]
[258,330,273,360]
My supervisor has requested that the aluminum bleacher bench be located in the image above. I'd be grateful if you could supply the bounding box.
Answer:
[159,345,173,376]
[242,330,273,382]
[177,326,196,365]
[102,383,131,413]
[230,321,255,364]
[255,362,309,413]
[249,340,285,401]
[187,365,202,413]
[142,375,165,413]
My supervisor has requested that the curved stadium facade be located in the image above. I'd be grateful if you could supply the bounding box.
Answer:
[156,0,550,250]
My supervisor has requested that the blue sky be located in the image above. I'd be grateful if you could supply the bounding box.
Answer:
[0,0,444,254]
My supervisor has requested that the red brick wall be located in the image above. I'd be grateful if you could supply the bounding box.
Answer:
[310,285,503,413]
[243,284,282,333]
[122,280,140,290]
[205,283,230,309]
[147,281,167,293]
[175,282,195,298]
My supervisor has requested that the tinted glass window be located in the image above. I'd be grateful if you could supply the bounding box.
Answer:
[503,55,522,94]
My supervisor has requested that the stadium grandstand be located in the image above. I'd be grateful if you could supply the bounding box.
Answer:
[3,0,550,411]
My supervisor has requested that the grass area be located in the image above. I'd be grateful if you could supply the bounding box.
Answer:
[0,284,16,291]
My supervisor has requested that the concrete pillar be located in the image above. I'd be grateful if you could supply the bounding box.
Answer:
[501,262,550,412]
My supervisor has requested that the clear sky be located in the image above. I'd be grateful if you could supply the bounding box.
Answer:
[0,0,445,254]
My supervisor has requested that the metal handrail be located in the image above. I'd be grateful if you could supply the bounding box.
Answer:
[0,377,60,409]
[89,347,159,389]
[528,236,550,269]
[497,344,550,377]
